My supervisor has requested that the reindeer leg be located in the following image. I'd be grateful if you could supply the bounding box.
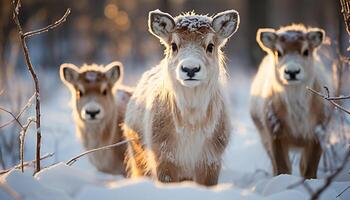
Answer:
[300,139,322,179]
[156,160,180,183]
[195,162,221,186]
[271,138,291,175]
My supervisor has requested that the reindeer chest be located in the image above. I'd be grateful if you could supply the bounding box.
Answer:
[172,130,210,170]
[273,95,315,139]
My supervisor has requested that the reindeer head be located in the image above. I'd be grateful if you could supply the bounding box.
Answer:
[148,9,239,88]
[60,62,123,123]
[257,25,325,86]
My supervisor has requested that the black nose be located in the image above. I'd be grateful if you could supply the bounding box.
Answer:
[181,66,201,78]
[86,110,100,118]
[284,69,300,80]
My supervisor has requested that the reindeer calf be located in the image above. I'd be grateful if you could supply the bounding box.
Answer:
[250,24,331,178]
[60,62,132,175]
[123,9,240,185]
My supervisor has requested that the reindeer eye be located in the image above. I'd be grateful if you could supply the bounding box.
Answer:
[302,49,309,57]
[206,43,214,53]
[102,89,108,96]
[276,50,283,58]
[171,43,178,52]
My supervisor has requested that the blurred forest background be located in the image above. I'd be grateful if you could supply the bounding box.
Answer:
[0,0,347,168]
[0,0,345,75]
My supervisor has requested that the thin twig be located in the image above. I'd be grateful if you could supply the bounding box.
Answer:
[324,94,350,101]
[11,0,70,173]
[0,107,24,129]
[20,117,35,172]
[66,139,134,166]
[337,185,350,198]
[0,93,35,129]
[23,9,71,38]
[310,150,350,200]
[0,153,54,175]
[307,86,350,115]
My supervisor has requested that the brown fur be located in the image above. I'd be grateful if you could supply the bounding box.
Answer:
[123,10,239,185]
[123,75,230,185]
[60,63,132,175]
[250,24,331,178]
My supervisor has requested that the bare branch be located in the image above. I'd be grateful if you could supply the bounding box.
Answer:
[0,93,35,129]
[11,0,70,173]
[66,139,134,166]
[310,150,350,200]
[307,86,350,115]
[337,185,350,198]
[0,153,54,175]
[0,106,24,129]
[341,0,350,39]
[20,117,35,172]
[23,9,71,38]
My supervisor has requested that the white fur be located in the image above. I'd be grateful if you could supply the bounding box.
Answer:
[149,10,175,41]
[125,10,237,181]
[212,10,240,39]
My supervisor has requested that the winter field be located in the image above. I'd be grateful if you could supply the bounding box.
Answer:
[1,63,350,200]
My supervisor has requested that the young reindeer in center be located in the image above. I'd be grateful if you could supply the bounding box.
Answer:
[123,10,239,185]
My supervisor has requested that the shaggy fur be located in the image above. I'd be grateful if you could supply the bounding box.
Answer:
[123,10,239,185]
[60,62,132,175]
[250,24,331,178]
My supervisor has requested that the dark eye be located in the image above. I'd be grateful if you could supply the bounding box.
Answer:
[206,43,214,53]
[102,89,108,96]
[276,50,283,58]
[302,49,309,57]
[171,43,178,52]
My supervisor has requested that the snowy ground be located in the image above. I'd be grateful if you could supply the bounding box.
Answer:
[1,65,350,200]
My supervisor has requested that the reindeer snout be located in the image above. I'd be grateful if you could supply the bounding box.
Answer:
[181,66,201,78]
[284,68,300,80]
[283,62,303,82]
[176,58,206,87]
[81,102,104,121]
[85,109,100,119]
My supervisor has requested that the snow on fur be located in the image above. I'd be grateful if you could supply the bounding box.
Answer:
[174,12,212,32]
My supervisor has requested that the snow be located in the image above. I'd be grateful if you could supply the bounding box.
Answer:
[1,66,350,200]
[175,13,212,32]
[1,168,72,200]
[2,164,349,200]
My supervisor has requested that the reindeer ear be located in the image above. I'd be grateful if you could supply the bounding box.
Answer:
[307,29,325,48]
[148,9,175,43]
[104,61,123,85]
[60,63,79,86]
[257,28,278,52]
[212,10,240,39]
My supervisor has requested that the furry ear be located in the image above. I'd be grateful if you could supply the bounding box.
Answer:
[256,28,278,52]
[307,29,325,48]
[104,61,123,85]
[60,63,80,86]
[212,10,240,39]
[148,9,175,43]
